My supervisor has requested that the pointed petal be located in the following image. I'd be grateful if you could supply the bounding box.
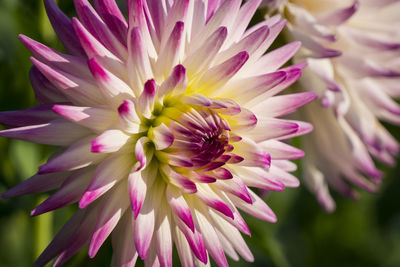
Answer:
[33,209,86,266]
[0,119,90,146]
[53,104,117,132]
[19,34,91,78]
[72,18,125,74]
[31,168,94,216]
[31,57,105,106]
[160,164,197,193]
[223,71,287,104]
[233,137,271,169]
[261,140,305,160]
[230,189,277,223]
[111,212,138,267]
[173,214,208,264]
[93,0,128,44]
[88,58,134,107]
[154,203,173,267]
[91,129,132,153]
[245,117,299,143]
[88,182,130,257]
[128,161,157,218]
[51,205,99,266]
[195,184,234,219]
[317,1,359,25]
[232,166,285,191]
[29,67,68,104]
[43,0,86,56]
[158,64,187,97]
[79,154,133,208]
[213,176,252,204]
[155,21,185,79]
[2,172,69,198]
[209,212,254,262]
[196,51,249,96]
[166,184,195,232]
[192,206,229,267]
[253,41,302,73]
[118,99,141,133]
[137,79,157,118]
[256,92,317,117]
[173,224,195,267]
[0,104,58,128]
[183,26,227,79]
[127,27,153,95]
[74,0,127,59]
[133,181,164,259]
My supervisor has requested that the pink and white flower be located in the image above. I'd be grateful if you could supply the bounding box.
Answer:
[1,0,316,266]
[263,0,400,211]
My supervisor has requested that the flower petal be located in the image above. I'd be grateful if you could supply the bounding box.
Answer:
[1,172,69,198]
[160,164,197,194]
[31,168,94,216]
[43,0,86,56]
[79,154,133,208]
[53,104,117,132]
[91,129,132,153]
[166,184,195,232]
[128,160,157,218]
[88,182,130,258]
[0,119,90,146]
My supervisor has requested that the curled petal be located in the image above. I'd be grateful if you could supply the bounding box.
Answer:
[160,164,197,194]
[118,99,141,133]
[91,129,132,153]
[128,158,157,218]
[148,123,174,150]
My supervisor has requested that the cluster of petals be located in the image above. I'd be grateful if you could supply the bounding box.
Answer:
[262,0,400,211]
[0,0,316,266]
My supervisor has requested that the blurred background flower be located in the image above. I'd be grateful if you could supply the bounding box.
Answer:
[262,0,400,212]
[0,0,399,267]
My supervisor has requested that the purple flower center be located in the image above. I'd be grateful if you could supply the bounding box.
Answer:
[169,107,239,170]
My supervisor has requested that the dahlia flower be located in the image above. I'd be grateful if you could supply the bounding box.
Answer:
[262,0,400,211]
[1,0,316,265]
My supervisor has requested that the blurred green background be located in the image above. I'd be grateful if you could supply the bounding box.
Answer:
[0,1,400,266]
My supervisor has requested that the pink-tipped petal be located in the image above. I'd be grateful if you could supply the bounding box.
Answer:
[231,189,277,223]
[38,136,107,174]
[128,162,157,218]
[0,119,90,146]
[31,168,93,216]
[0,104,58,128]
[88,182,129,258]
[160,164,197,194]
[31,57,104,106]
[166,184,195,232]
[43,0,86,56]
[53,104,116,132]
[79,154,132,208]
[197,51,249,96]
[93,0,128,44]
[148,123,174,150]
[74,0,127,59]
[91,129,131,153]
[2,172,69,199]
